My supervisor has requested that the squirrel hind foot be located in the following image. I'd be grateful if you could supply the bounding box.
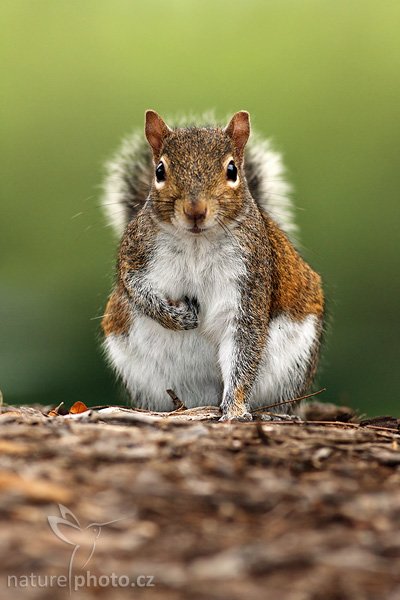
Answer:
[219,411,253,423]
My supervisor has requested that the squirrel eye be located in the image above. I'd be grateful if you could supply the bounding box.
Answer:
[155,161,166,183]
[226,160,238,182]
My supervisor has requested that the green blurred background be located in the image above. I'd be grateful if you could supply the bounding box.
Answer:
[2,0,399,414]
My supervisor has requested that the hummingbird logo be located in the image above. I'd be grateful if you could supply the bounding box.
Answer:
[48,505,122,595]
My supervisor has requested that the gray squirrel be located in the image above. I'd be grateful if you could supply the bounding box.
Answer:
[101,110,324,420]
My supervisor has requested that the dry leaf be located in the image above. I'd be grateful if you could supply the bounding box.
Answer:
[47,409,59,417]
[69,401,88,414]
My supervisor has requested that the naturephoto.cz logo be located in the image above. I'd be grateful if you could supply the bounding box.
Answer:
[7,504,155,594]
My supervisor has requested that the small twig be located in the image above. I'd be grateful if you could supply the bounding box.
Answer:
[360,425,400,437]
[251,388,326,414]
[301,420,360,428]
[166,389,187,411]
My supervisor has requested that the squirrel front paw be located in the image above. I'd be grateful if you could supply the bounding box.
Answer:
[165,296,199,330]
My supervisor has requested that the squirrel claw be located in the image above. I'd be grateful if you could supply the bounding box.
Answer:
[219,411,253,423]
[184,296,199,313]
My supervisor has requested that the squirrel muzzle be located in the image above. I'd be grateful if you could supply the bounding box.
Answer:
[182,197,208,232]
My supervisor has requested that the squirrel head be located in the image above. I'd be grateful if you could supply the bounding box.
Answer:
[144,110,251,235]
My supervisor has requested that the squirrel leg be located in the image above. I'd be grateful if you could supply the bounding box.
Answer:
[218,315,268,422]
[123,272,199,331]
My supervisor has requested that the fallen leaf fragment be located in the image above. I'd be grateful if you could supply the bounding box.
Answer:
[69,401,88,414]
[47,402,66,417]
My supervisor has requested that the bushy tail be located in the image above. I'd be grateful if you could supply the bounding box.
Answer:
[102,116,298,243]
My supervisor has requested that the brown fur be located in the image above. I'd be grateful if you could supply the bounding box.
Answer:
[102,285,131,336]
[264,216,324,319]
[102,214,156,336]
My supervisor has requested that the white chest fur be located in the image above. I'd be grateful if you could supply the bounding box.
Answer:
[105,231,246,410]
[147,231,245,340]
[105,230,319,412]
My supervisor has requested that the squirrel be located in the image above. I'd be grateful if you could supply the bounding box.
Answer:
[101,110,324,421]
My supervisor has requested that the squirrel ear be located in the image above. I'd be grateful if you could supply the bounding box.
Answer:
[145,110,171,158]
[224,111,250,157]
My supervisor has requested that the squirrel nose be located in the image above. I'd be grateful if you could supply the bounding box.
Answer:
[183,199,208,223]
